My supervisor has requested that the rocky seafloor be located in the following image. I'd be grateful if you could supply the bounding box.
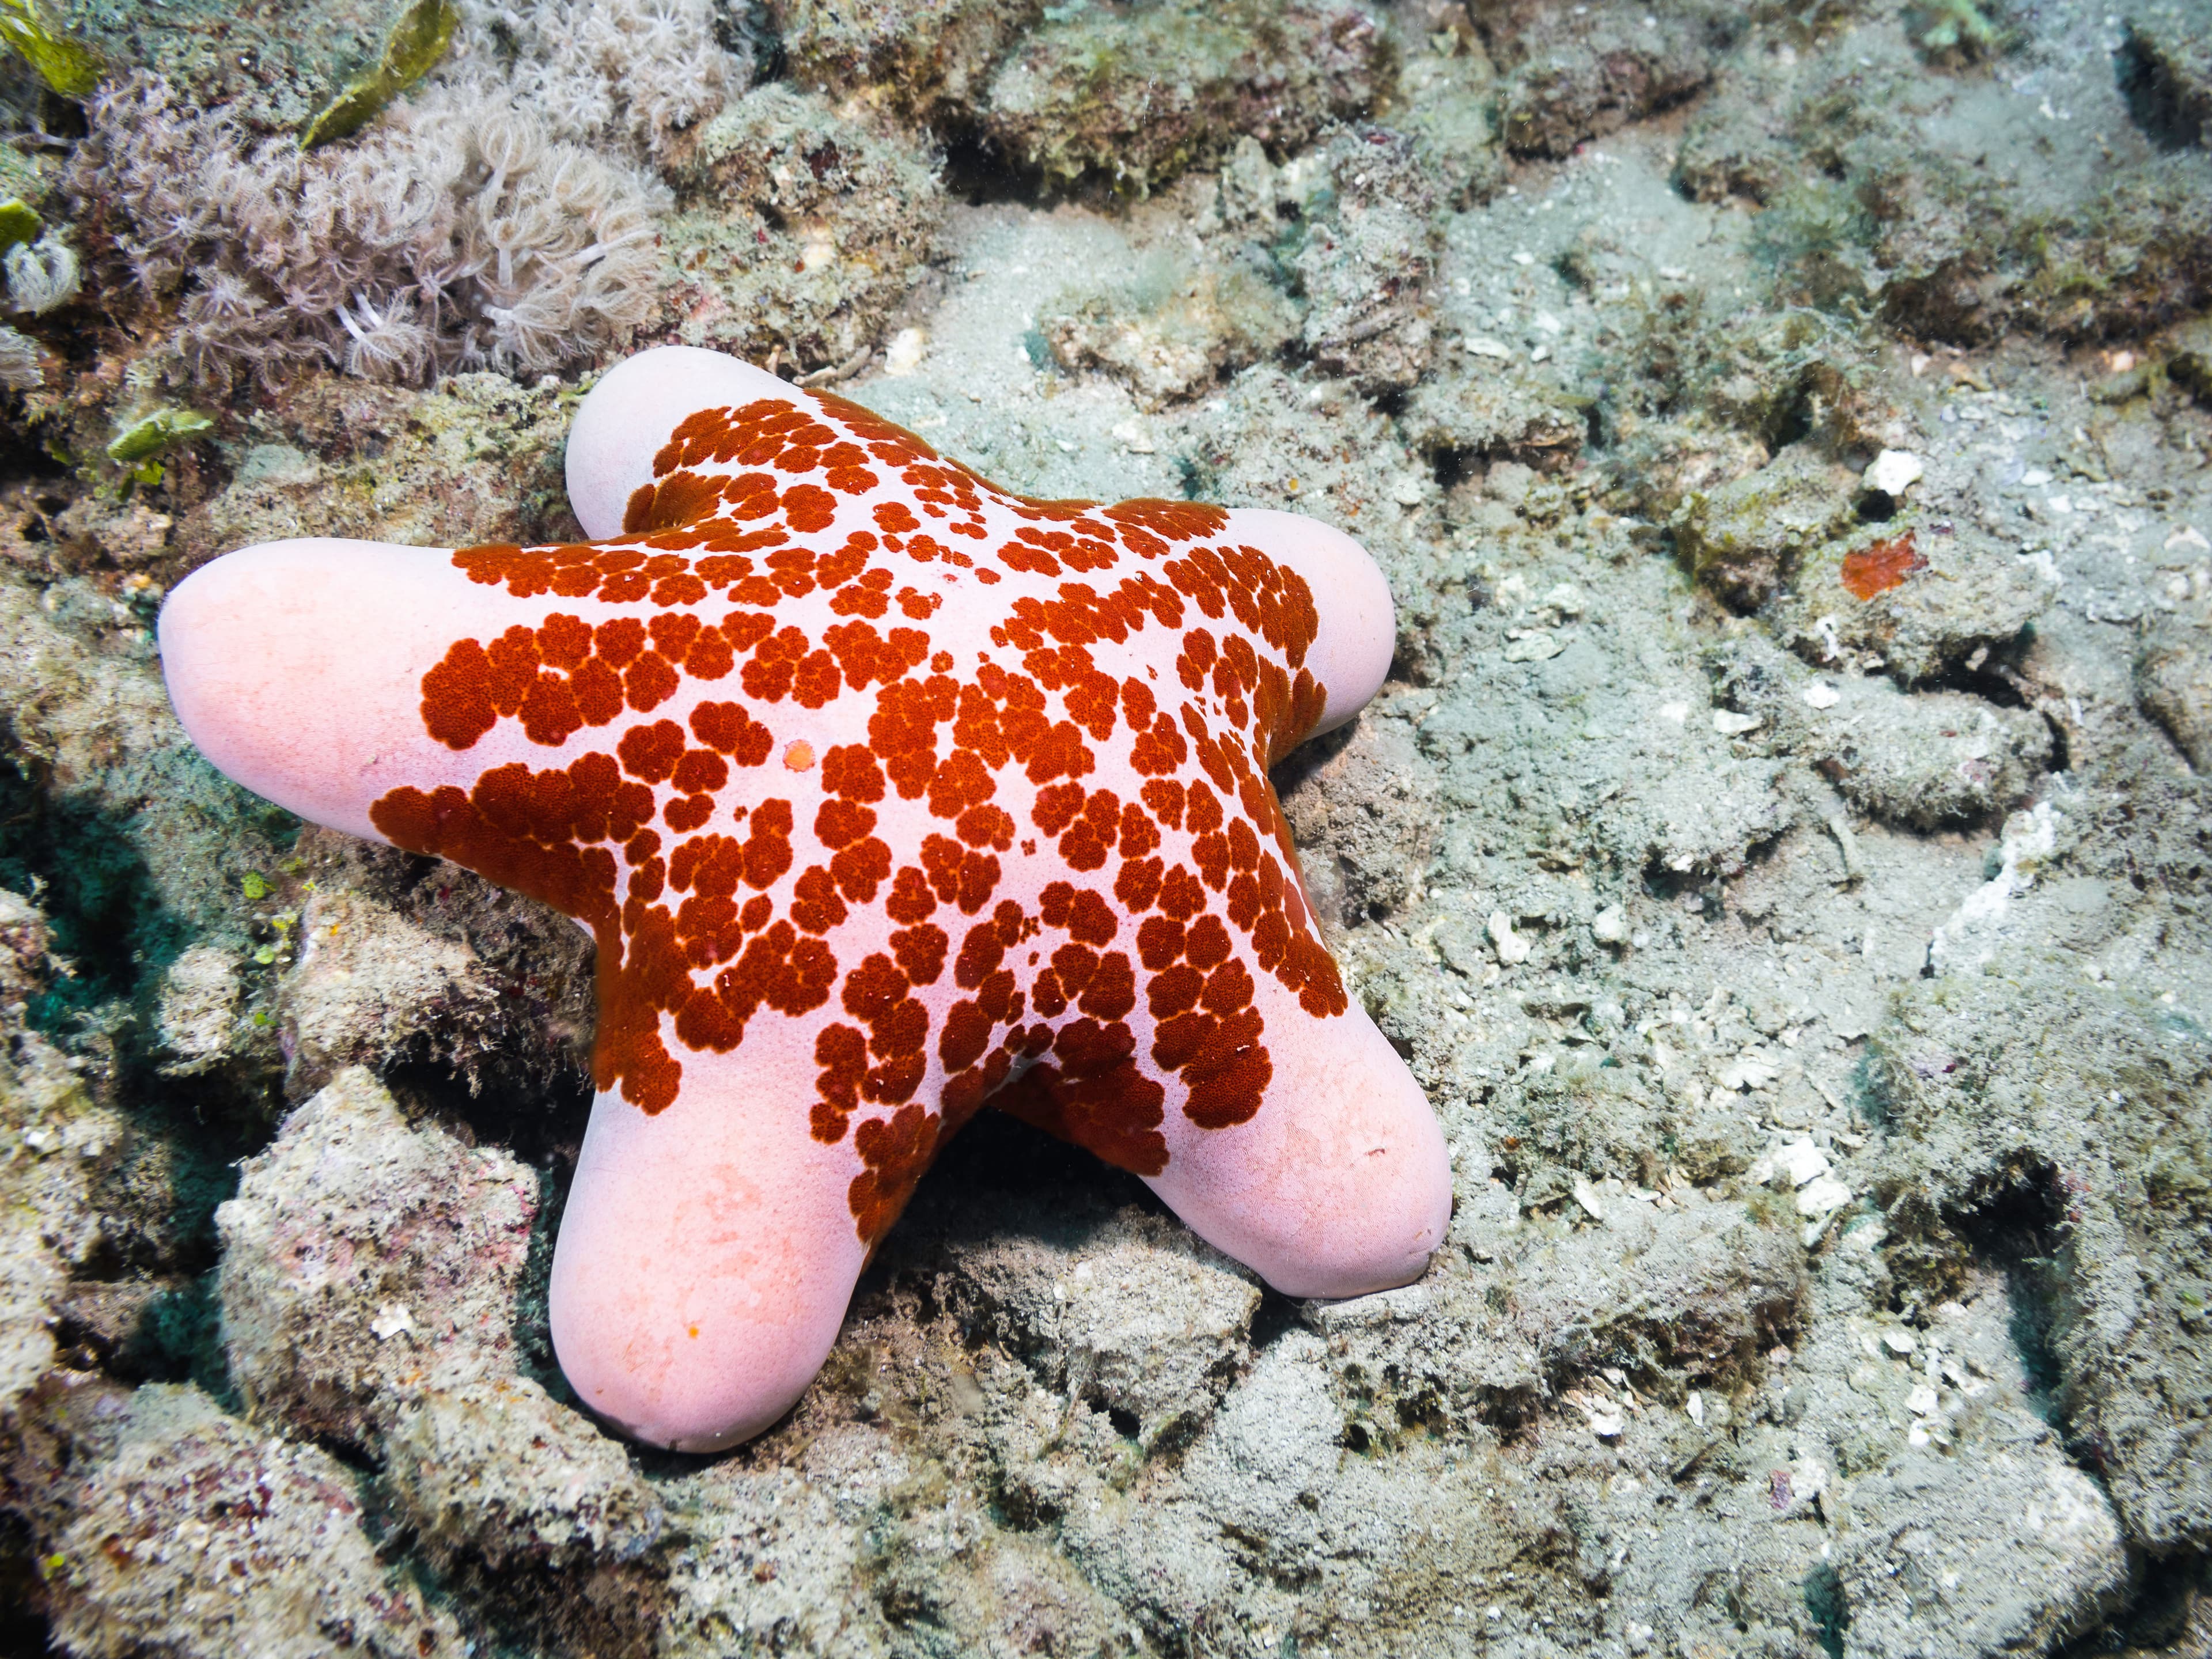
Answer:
[1,0,2211,1653]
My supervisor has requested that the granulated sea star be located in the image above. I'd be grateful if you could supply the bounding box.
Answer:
[161,346,1450,1450]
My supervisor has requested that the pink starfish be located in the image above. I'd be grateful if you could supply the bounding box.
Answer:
[161,347,1450,1450]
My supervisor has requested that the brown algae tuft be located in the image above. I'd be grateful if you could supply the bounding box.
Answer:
[300,0,461,150]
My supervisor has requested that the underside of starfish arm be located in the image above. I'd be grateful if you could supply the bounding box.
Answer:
[550,1044,868,1452]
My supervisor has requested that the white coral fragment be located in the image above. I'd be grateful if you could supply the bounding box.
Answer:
[1863,448,1925,495]
[1486,911,1530,964]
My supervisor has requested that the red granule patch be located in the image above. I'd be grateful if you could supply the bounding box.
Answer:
[1840,532,1925,601]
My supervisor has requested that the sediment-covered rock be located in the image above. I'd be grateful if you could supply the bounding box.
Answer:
[1293,127,1441,395]
[662,85,946,374]
[215,1068,540,1440]
[980,0,1387,195]
[1875,973,2212,1551]
[46,1384,463,1659]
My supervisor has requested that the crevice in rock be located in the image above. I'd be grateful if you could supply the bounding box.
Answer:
[2053,1549,2212,1654]
[2117,26,2206,152]
[940,128,1046,209]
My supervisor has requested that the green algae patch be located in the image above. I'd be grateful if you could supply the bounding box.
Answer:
[0,0,100,98]
[0,199,40,255]
[300,0,459,151]
[107,408,215,483]
[1914,0,2003,58]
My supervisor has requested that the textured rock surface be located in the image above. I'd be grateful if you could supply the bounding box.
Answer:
[1294,127,1442,394]
[765,0,1039,127]
[172,374,583,582]
[944,1207,1261,1447]
[215,1068,540,1437]
[1671,444,1858,611]
[1877,971,2212,1551]
[1481,0,1742,159]
[980,0,1387,195]
[2138,613,2212,769]
[663,85,946,374]
[1040,241,1301,412]
[46,1384,462,1658]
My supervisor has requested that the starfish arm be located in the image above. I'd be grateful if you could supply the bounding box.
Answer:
[1142,978,1452,1300]
[1217,509,1398,738]
[550,1043,867,1451]
[565,345,794,540]
[160,539,497,841]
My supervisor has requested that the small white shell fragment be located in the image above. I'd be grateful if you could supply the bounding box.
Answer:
[1775,1139,1831,1187]
[1112,419,1156,454]
[1391,474,1428,506]
[1503,631,1563,662]
[882,327,927,377]
[2021,467,2052,487]
[370,1302,414,1341]
[1863,449,1925,495]
[1718,1054,1781,1092]
[1592,904,1628,944]
[1542,582,1586,616]
[1795,1175,1851,1219]
[1908,1421,1933,1448]
[1802,683,1840,710]
[1883,1329,1918,1355]
[1907,1384,1940,1416]
[1685,1390,1705,1427]
[1791,1457,1828,1503]
[1572,1176,1606,1221]
[1658,700,1690,726]
[1487,911,1531,964]
[1563,1388,1622,1437]
[1713,709,1762,736]
[1465,335,1513,358]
